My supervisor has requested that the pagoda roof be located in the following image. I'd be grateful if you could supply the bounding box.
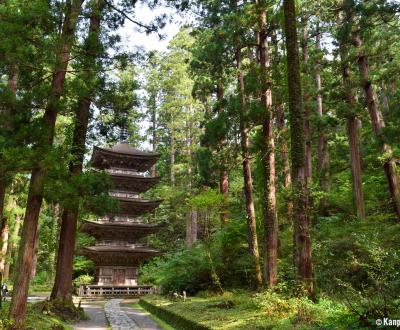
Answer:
[110,197,163,217]
[81,220,162,240]
[109,173,160,193]
[91,143,160,172]
[80,245,161,266]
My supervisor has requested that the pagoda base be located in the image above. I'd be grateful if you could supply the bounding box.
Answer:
[78,284,156,297]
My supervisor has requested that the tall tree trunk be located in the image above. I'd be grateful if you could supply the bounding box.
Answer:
[353,33,400,219]
[151,105,157,177]
[315,18,329,212]
[186,209,198,247]
[217,83,229,227]
[235,44,263,288]
[272,27,292,224]
[347,117,365,218]
[9,1,83,326]
[30,224,40,279]
[276,106,292,189]
[170,126,175,187]
[0,68,19,238]
[283,0,313,294]
[4,214,21,280]
[257,1,278,288]
[51,0,102,303]
[185,105,197,247]
[300,18,312,182]
[0,217,9,276]
[0,184,6,237]
[338,28,366,220]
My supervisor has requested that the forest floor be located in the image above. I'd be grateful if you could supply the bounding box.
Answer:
[141,292,359,329]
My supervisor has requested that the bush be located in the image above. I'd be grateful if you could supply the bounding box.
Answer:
[140,217,259,294]
[73,274,94,287]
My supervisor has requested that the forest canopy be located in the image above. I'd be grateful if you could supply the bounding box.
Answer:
[0,0,400,329]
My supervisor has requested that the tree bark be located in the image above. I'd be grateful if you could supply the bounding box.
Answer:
[283,0,313,294]
[51,0,102,303]
[353,33,400,220]
[300,17,312,182]
[272,27,292,224]
[315,18,329,212]
[151,104,157,177]
[276,106,292,189]
[9,1,83,326]
[0,68,19,237]
[347,117,365,219]
[4,214,21,280]
[257,1,278,288]
[217,83,229,227]
[0,217,9,276]
[235,44,263,288]
[185,105,197,248]
[338,25,366,220]
[0,183,6,255]
[170,125,175,187]
[30,224,40,279]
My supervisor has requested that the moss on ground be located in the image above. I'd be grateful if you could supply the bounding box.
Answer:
[0,301,74,330]
[142,292,360,329]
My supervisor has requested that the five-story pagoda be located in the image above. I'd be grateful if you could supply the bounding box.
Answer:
[79,141,162,296]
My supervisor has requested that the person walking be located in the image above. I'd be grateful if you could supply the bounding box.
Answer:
[1,283,8,301]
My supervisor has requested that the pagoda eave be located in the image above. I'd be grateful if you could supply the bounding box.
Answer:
[80,246,161,266]
[91,145,160,172]
[110,174,161,193]
[112,198,163,217]
[81,220,162,240]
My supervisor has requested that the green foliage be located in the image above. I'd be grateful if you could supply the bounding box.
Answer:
[0,302,73,330]
[141,292,358,329]
[139,299,212,330]
[73,274,94,287]
[141,216,261,294]
[313,215,400,326]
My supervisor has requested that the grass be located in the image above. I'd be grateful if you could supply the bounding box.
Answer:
[0,301,73,330]
[130,302,177,330]
[141,291,360,329]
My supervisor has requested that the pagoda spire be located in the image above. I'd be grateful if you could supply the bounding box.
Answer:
[119,111,129,143]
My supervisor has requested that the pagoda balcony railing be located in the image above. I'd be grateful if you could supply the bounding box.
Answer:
[107,168,150,177]
[98,216,143,223]
[95,241,145,247]
[78,285,155,297]
[109,191,139,199]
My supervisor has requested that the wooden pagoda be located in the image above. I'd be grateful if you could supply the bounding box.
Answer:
[79,142,162,296]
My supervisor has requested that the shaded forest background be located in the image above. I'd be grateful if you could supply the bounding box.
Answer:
[0,0,400,328]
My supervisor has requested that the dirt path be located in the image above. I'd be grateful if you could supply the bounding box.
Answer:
[73,301,108,330]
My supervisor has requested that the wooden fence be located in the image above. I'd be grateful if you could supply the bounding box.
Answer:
[78,285,155,297]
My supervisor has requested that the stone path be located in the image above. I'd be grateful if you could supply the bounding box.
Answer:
[74,301,108,330]
[104,299,140,330]
[74,299,165,330]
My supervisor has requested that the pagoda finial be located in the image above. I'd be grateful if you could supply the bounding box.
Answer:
[120,111,129,143]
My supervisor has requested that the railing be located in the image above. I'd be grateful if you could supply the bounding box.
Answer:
[109,191,139,199]
[95,241,145,248]
[78,285,155,297]
[107,168,150,177]
[98,216,142,223]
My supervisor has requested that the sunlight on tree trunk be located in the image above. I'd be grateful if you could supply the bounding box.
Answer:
[283,0,313,295]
